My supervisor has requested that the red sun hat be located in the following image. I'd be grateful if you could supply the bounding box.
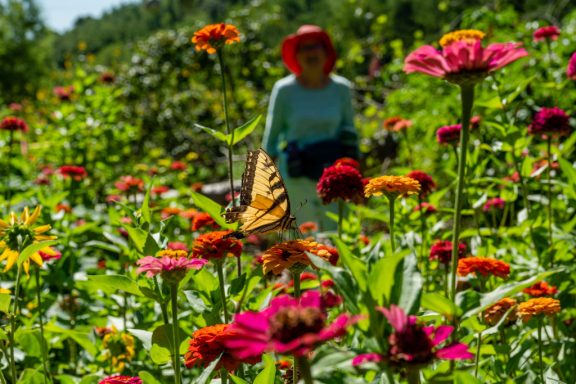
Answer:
[281,25,337,75]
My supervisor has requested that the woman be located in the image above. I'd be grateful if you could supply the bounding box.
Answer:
[262,25,358,230]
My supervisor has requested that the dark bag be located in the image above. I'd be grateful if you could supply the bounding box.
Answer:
[285,139,357,180]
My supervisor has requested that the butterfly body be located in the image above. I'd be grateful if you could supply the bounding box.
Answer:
[224,149,296,238]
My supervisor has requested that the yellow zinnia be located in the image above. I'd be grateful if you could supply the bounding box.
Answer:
[439,29,486,47]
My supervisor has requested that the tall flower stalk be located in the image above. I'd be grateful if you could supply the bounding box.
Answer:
[35,267,52,383]
[217,49,236,207]
[170,283,182,384]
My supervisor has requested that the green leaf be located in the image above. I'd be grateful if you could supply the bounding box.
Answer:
[396,253,422,314]
[229,114,262,145]
[139,371,163,384]
[421,292,462,317]
[77,274,143,297]
[195,123,228,143]
[17,368,47,384]
[17,240,59,267]
[125,226,148,253]
[0,293,11,314]
[44,324,98,356]
[334,238,367,291]
[190,191,236,230]
[141,184,152,224]
[150,324,187,365]
[193,354,222,384]
[143,232,161,256]
[254,354,276,384]
[78,374,101,384]
[368,252,403,305]
[462,269,561,319]
[229,373,250,384]
[15,329,42,357]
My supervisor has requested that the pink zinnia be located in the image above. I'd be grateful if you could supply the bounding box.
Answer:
[98,376,142,384]
[404,30,528,85]
[483,197,505,212]
[567,52,576,80]
[533,26,560,42]
[436,124,461,144]
[59,165,88,181]
[430,240,466,265]
[528,107,572,137]
[414,202,437,214]
[352,352,383,367]
[167,241,189,252]
[380,305,473,365]
[54,85,74,101]
[136,255,207,284]
[0,116,29,132]
[225,290,357,359]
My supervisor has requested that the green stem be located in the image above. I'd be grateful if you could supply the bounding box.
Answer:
[220,367,228,384]
[510,145,538,254]
[293,357,299,384]
[216,261,229,323]
[388,196,396,251]
[35,268,51,384]
[9,264,23,383]
[236,256,242,278]
[417,195,426,281]
[170,284,181,384]
[402,129,412,167]
[547,136,553,267]
[406,367,421,384]
[153,276,169,324]
[537,317,545,384]
[217,49,236,207]
[474,330,482,378]
[297,355,313,384]
[337,200,344,240]
[5,130,14,214]
[293,271,301,298]
[449,85,474,305]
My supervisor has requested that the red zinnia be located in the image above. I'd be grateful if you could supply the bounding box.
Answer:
[334,157,360,170]
[429,240,466,265]
[184,324,259,371]
[170,161,187,171]
[567,52,576,80]
[191,212,219,231]
[406,170,436,197]
[317,164,364,204]
[436,124,461,145]
[457,257,510,279]
[152,185,170,195]
[483,197,505,212]
[528,107,572,137]
[98,376,142,384]
[533,26,560,42]
[59,165,88,181]
[0,116,29,132]
[414,202,437,214]
[523,281,558,297]
[115,176,144,193]
[192,230,243,260]
[192,23,241,54]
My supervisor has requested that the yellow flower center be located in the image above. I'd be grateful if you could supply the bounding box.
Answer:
[439,29,485,47]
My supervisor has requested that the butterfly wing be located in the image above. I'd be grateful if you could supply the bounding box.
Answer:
[224,149,295,237]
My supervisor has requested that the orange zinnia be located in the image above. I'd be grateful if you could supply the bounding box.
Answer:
[517,298,561,322]
[191,230,242,260]
[364,176,421,198]
[261,240,338,275]
[457,257,510,279]
[192,23,240,54]
[522,281,558,297]
[184,324,259,371]
[484,298,517,326]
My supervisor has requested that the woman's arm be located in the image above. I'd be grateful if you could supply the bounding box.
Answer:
[262,83,285,159]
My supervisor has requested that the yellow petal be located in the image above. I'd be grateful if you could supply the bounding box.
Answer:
[23,259,30,277]
[20,207,30,223]
[9,212,17,226]
[33,225,52,234]
[0,288,11,294]
[2,249,19,272]
[0,219,9,229]
[30,252,44,267]
[26,206,42,226]
[34,235,57,241]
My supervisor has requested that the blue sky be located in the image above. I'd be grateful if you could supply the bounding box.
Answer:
[37,0,138,32]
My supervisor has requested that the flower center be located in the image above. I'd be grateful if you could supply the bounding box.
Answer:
[269,307,325,344]
[390,326,435,364]
[157,249,189,259]
[439,29,485,47]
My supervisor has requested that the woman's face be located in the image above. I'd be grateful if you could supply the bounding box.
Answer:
[296,37,327,74]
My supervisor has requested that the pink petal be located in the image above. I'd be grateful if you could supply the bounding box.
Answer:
[352,353,383,367]
[403,45,449,77]
[379,305,408,332]
[432,325,454,347]
[436,342,474,360]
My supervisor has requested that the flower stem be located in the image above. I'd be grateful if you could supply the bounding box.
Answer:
[388,196,396,251]
[170,284,181,384]
[449,84,474,305]
[216,261,229,323]
[35,268,51,384]
[5,130,14,213]
[297,355,314,384]
[417,195,426,282]
[537,317,545,384]
[217,49,236,207]
[236,256,242,278]
[406,367,421,384]
[474,330,482,378]
[337,200,344,240]
[220,367,228,384]
[546,136,553,267]
[9,264,23,383]
[293,271,301,298]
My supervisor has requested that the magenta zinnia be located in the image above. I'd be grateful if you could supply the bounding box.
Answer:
[528,107,572,137]
[317,163,364,204]
[380,305,473,366]
[436,124,461,145]
[567,52,576,80]
[533,26,560,42]
[406,170,436,197]
[98,376,142,384]
[483,197,505,212]
[225,290,357,358]
[429,240,466,265]
[404,29,528,85]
